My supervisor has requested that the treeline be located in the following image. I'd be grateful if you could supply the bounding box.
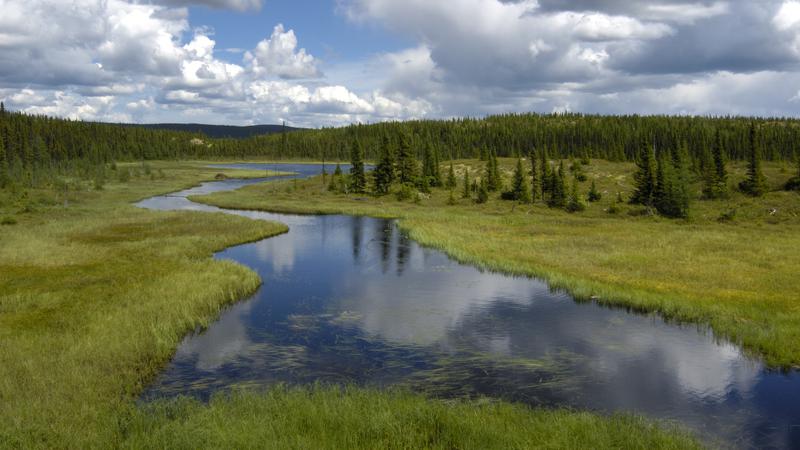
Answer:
[0,105,207,188]
[232,113,800,163]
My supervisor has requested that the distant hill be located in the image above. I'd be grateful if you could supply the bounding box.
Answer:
[132,123,305,139]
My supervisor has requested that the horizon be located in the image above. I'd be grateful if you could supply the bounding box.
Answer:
[1,1,800,127]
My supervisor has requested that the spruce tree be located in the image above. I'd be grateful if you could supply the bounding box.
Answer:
[540,149,551,197]
[422,143,438,187]
[547,162,566,208]
[786,156,800,191]
[462,167,471,198]
[485,156,498,192]
[510,157,531,203]
[587,180,601,202]
[703,129,728,199]
[476,176,489,204]
[396,132,418,185]
[328,163,342,192]
[565,178,586,212]
[0,134,7,188]
[739,123,767,197]
[349,139,366,193]
[373,139,395,195]
[446,163,457,189]
[630,140,656,207]
[529,150,539,202]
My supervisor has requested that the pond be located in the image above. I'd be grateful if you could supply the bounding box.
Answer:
[138,163,800,449]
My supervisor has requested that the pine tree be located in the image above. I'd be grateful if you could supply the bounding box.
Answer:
[462,167,471,198]
[630,140,656,207]
[587,180,601,202]
[373,138,395,195]
[349,139,366,193]
[703,129,728,199]
[565,178,586,212]
[547,161,566,208]
[529,150,539,202]
[446,163,457,189]
[422,143,439,187]
[476,176,489,204]
[540,149,551,197]
[0,134,7,188]
[739,123,767,197]
[329,163,342,191]
[509,157,531,203]
[485,156,498,192]
[396,132,418,185]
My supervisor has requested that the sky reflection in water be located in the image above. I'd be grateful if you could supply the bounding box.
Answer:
[140,165,800,449]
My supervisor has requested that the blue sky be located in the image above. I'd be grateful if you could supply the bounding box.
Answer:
[186,1,410,64]
[1,0,800,126]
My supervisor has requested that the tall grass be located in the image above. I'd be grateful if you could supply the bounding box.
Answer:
[193,158,800,368]
[0,161,699,448]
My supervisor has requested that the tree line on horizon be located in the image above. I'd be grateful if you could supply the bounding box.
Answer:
[1,104,799,200]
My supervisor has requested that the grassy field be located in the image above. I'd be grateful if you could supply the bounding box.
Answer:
[193,158,800,369]
[0,160,699,449]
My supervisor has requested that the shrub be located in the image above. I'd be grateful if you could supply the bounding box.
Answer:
[1,216,17,225]
[393,183,417,202]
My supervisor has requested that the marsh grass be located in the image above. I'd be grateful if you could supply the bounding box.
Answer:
[193,158,800,368]
[0,160,699,449]
[123,386,700,450]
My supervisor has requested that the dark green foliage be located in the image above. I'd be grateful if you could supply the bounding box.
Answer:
[445,163,457,189]
[565,178,587,213]
[703,130,728,199]
[504,158,531,203]
[587,180,601,202]
[0,134,8,188]
[630,140,656,207]
[786,158,800,191]
[529,150,539,202]
[654,150,690,219]
[547,162,567,208]
[349,139,366,193]
[476,177,489,204]
[373,136,395,195]
[328,164,343,192]
[396,133,418,185]
[485,150,501,192]
[739,123,767,197]
[540,150,551,199]
[446,189,457,205]
[393,183,416,201]
[421,143,442,187]
[462,168,471,199]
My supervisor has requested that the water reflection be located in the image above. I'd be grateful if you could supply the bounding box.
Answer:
[140,164,800,449]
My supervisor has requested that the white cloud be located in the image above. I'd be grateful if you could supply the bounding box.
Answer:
[245,24,321,79]
[774,0,800,30]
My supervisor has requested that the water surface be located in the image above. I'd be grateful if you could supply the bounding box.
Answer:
[139,163,800,449]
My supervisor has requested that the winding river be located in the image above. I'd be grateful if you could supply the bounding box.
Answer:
[138,163,800,449]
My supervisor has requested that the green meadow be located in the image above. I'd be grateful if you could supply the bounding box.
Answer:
[0,161,700,449]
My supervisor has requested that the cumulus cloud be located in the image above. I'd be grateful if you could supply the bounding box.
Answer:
[155,0,263,12]
[0,0,426,126]
[340,0,800,118]
[245,24,322,79]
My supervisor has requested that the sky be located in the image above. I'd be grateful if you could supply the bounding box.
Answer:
[1,0,800,127]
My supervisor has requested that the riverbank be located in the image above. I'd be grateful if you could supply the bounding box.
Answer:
[192,158,800,368]
[0,161,699,448]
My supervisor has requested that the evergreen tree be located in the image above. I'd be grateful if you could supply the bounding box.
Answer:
[446,163,457,189]
[739,123,767,197]
[462,167,471,199]
[703,129,728,199]
[540,149,551,197]
[630,140,656,206]
[396,132,418,184]
[329,163,342,191]
[547,161,567,208]
[565,178,587,212]
[509,158,531,203]
[529,150,539,202]
[349,139,366,193]
[476,176,489,204]
[587,180,601,202]
[0,134,7,188]
[485,156,498,192]
[373,137,395,195]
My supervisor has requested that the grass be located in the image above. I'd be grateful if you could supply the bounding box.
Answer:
[123,386,700,450]
[193,158,800,369]
[0,160,700,449]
